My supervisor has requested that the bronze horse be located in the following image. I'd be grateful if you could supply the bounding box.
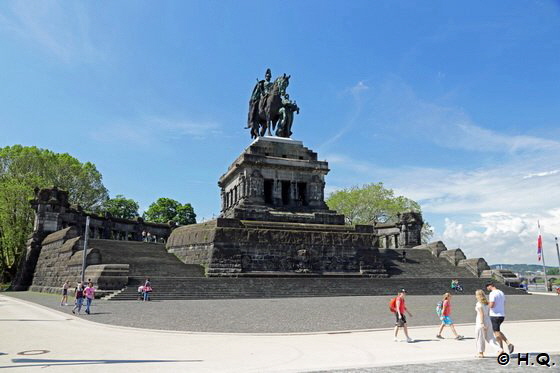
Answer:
[248,74,290,138]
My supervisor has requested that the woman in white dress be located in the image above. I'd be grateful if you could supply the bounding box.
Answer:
[475,289,503,358]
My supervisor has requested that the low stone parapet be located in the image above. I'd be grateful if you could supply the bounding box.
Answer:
[458,258,490,277]
[439,248,466,266]
[413,241,448,257]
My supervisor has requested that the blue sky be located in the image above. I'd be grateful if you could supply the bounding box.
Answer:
[1,1,560,265]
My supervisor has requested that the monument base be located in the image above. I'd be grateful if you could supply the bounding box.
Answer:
[166,218,388,277]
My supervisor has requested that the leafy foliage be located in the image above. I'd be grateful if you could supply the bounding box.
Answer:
[101,194,140,220]
[326,183,420,224]
[326,182,433,243]
[143,197,196,225]
[0,145,108,282]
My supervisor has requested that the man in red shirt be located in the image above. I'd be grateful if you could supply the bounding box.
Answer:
[394,289,414,342]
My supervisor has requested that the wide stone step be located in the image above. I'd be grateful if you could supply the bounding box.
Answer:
[108,277,525,300]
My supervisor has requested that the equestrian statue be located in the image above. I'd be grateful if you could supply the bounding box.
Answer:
[247,69,300,139]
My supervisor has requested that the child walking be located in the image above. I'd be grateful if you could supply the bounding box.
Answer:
[436,293,464,340]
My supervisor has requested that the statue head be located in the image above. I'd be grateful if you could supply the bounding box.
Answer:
[265,68,272,82]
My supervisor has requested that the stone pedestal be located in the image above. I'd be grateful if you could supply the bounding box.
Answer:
[218,136,344,225]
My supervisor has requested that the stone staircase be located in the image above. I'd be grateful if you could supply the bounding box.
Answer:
[107,276,524,300]
[90,241,525,301]
[380,248,475,278]
[88,239,205,278]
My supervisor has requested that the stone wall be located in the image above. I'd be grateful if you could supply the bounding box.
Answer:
[29,227,100,292]
[166,218,387,277]
[12,187,173,290]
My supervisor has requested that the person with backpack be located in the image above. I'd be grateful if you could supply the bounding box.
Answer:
[72,282,84,315]
[390,288,414,342]
[436,292,464,340]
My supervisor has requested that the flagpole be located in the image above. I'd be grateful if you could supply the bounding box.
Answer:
[541,225,548,292]
[538,221,549,292]
[554,237,560,275]
[542,242,549,291]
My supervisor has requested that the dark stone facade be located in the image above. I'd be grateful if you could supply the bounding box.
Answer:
[167,218,387,277]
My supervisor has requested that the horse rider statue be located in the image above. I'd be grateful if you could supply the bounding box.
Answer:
[247,68,299,139]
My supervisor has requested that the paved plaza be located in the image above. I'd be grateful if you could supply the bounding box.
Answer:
[3,291,560,333]
[1,292,559,372]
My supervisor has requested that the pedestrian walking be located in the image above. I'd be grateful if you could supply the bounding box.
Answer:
[474,289,502,357]
[60,281,69,306]
[72,282,85,315]
[436,293,464,340]
[137,284,144,301]
[142,230,147,242]
[390,288,414,342]
[486,282,514,354]
[84,282,95,315]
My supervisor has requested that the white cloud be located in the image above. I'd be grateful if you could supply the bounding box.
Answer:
[91,116,221,146]
[370,77,560,154]
[350,81,369,96]
[325,147,560,264]
[0,1,103,63]
[319,80,371,149]
[320,76,560,155]
[523,170,560,179]
[441,211,560,265]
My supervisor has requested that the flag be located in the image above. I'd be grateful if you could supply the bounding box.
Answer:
[537,221,542,262]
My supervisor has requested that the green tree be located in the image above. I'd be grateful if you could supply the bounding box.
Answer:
[0,145,108,282]
[101,194,140,220]
[143,198,196,225]
[546,268,560,276]
[326,182,433,243]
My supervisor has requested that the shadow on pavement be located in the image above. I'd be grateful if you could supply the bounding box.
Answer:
[2,358,203,369]
[408,339,439,343]
[0,319,71,322]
